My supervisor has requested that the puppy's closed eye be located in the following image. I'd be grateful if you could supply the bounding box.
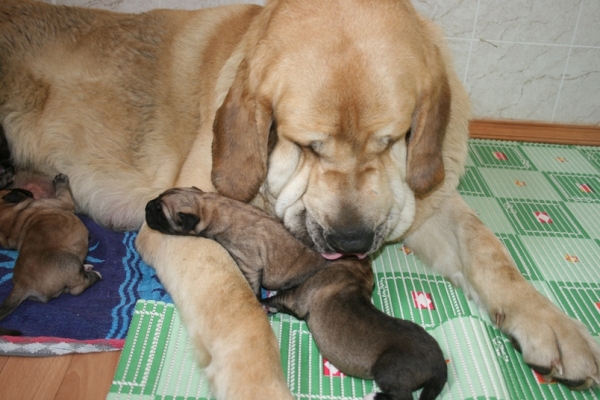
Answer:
[177,212,200,232]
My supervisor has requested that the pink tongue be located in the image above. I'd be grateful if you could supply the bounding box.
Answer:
[321,253,367,260]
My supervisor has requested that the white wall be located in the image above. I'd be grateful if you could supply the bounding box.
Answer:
[44,0,600,126]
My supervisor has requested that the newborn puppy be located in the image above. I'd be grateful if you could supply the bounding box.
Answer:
[146,187,327,294]
[0,174,101,335]
[264,258,447,400]
[146,187,447,400]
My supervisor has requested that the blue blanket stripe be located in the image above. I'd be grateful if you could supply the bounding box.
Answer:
[0,216,172,340]
[108,232,139,338]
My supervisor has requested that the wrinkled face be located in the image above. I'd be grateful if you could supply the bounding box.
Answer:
[261,60,418,257]
[211,0,450,259]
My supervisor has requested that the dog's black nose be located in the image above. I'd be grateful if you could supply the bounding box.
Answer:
[325,228,375,254]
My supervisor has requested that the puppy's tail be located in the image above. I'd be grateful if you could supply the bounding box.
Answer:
[0,287,27,335]
[418,360,448,400]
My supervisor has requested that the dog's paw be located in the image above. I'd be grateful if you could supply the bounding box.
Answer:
[362,394,376,400]
[261,304,279,315]
[84,264,103,280]
[504,302,600,390]
[53,173,69,186]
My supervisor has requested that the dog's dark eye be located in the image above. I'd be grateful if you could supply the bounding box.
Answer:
[379,136,392,147]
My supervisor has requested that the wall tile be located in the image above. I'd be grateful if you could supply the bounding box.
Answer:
[445,39,472,84]
[21,0,600,125]
[475,0,581,45]
[412,0,478,39]
[56,0,159,13]
[554,47,600,125]
[466,41,568,121]
[573,0,600,46]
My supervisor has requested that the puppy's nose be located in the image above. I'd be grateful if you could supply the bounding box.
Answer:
[325,228,375,254]
[145,199,168,232]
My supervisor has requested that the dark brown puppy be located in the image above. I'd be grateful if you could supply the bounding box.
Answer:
[145,187,447,400]
[0,174,101,335]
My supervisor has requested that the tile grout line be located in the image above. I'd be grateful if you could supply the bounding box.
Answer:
[552,0,584,122]
[461,0,481,85]
[447,36,600,50]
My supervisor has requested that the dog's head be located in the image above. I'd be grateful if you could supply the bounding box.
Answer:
[145,187,207,235]
[211,0,452,258]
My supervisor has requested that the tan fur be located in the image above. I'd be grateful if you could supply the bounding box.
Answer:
[1,0,598,397]
[0,175,101,335]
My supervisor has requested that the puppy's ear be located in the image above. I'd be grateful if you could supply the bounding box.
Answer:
[407,54,451,197]
[3,189,34,203]
[211,59,273,203]
[177,212,200,232]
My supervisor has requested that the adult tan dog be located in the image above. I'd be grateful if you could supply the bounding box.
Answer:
[0,0,598,398]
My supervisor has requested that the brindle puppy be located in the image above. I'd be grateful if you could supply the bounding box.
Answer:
[145,187,447,400]
[145,187,327,294]
[0,174,101,335]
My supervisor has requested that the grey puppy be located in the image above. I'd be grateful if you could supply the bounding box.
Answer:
[146,187,447,400]
[0,174,101,335]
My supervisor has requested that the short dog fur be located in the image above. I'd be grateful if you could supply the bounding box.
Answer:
[0,174,101,335]
[146,187,447,400]
[2,1,599,396]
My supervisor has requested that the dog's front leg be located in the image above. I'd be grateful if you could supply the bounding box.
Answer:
[136,225,293,400]
[405,192,600,390]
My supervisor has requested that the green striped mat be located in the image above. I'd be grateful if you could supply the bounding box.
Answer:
[109,139,600,400]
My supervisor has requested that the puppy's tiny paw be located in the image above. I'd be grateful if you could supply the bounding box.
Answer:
[53,174,69,185]
[261,304,278,315]
[84,264,102,280]
[362,394,376,400]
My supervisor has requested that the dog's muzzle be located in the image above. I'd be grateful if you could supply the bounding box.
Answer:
[304,212,384,259]
[325,228,375,255]
[145,198,172,233]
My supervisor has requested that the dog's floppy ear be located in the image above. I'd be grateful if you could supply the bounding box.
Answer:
[177,212,200,232]
[407,55,451,197]
[211,59,273,203]
[3,188,34,203]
